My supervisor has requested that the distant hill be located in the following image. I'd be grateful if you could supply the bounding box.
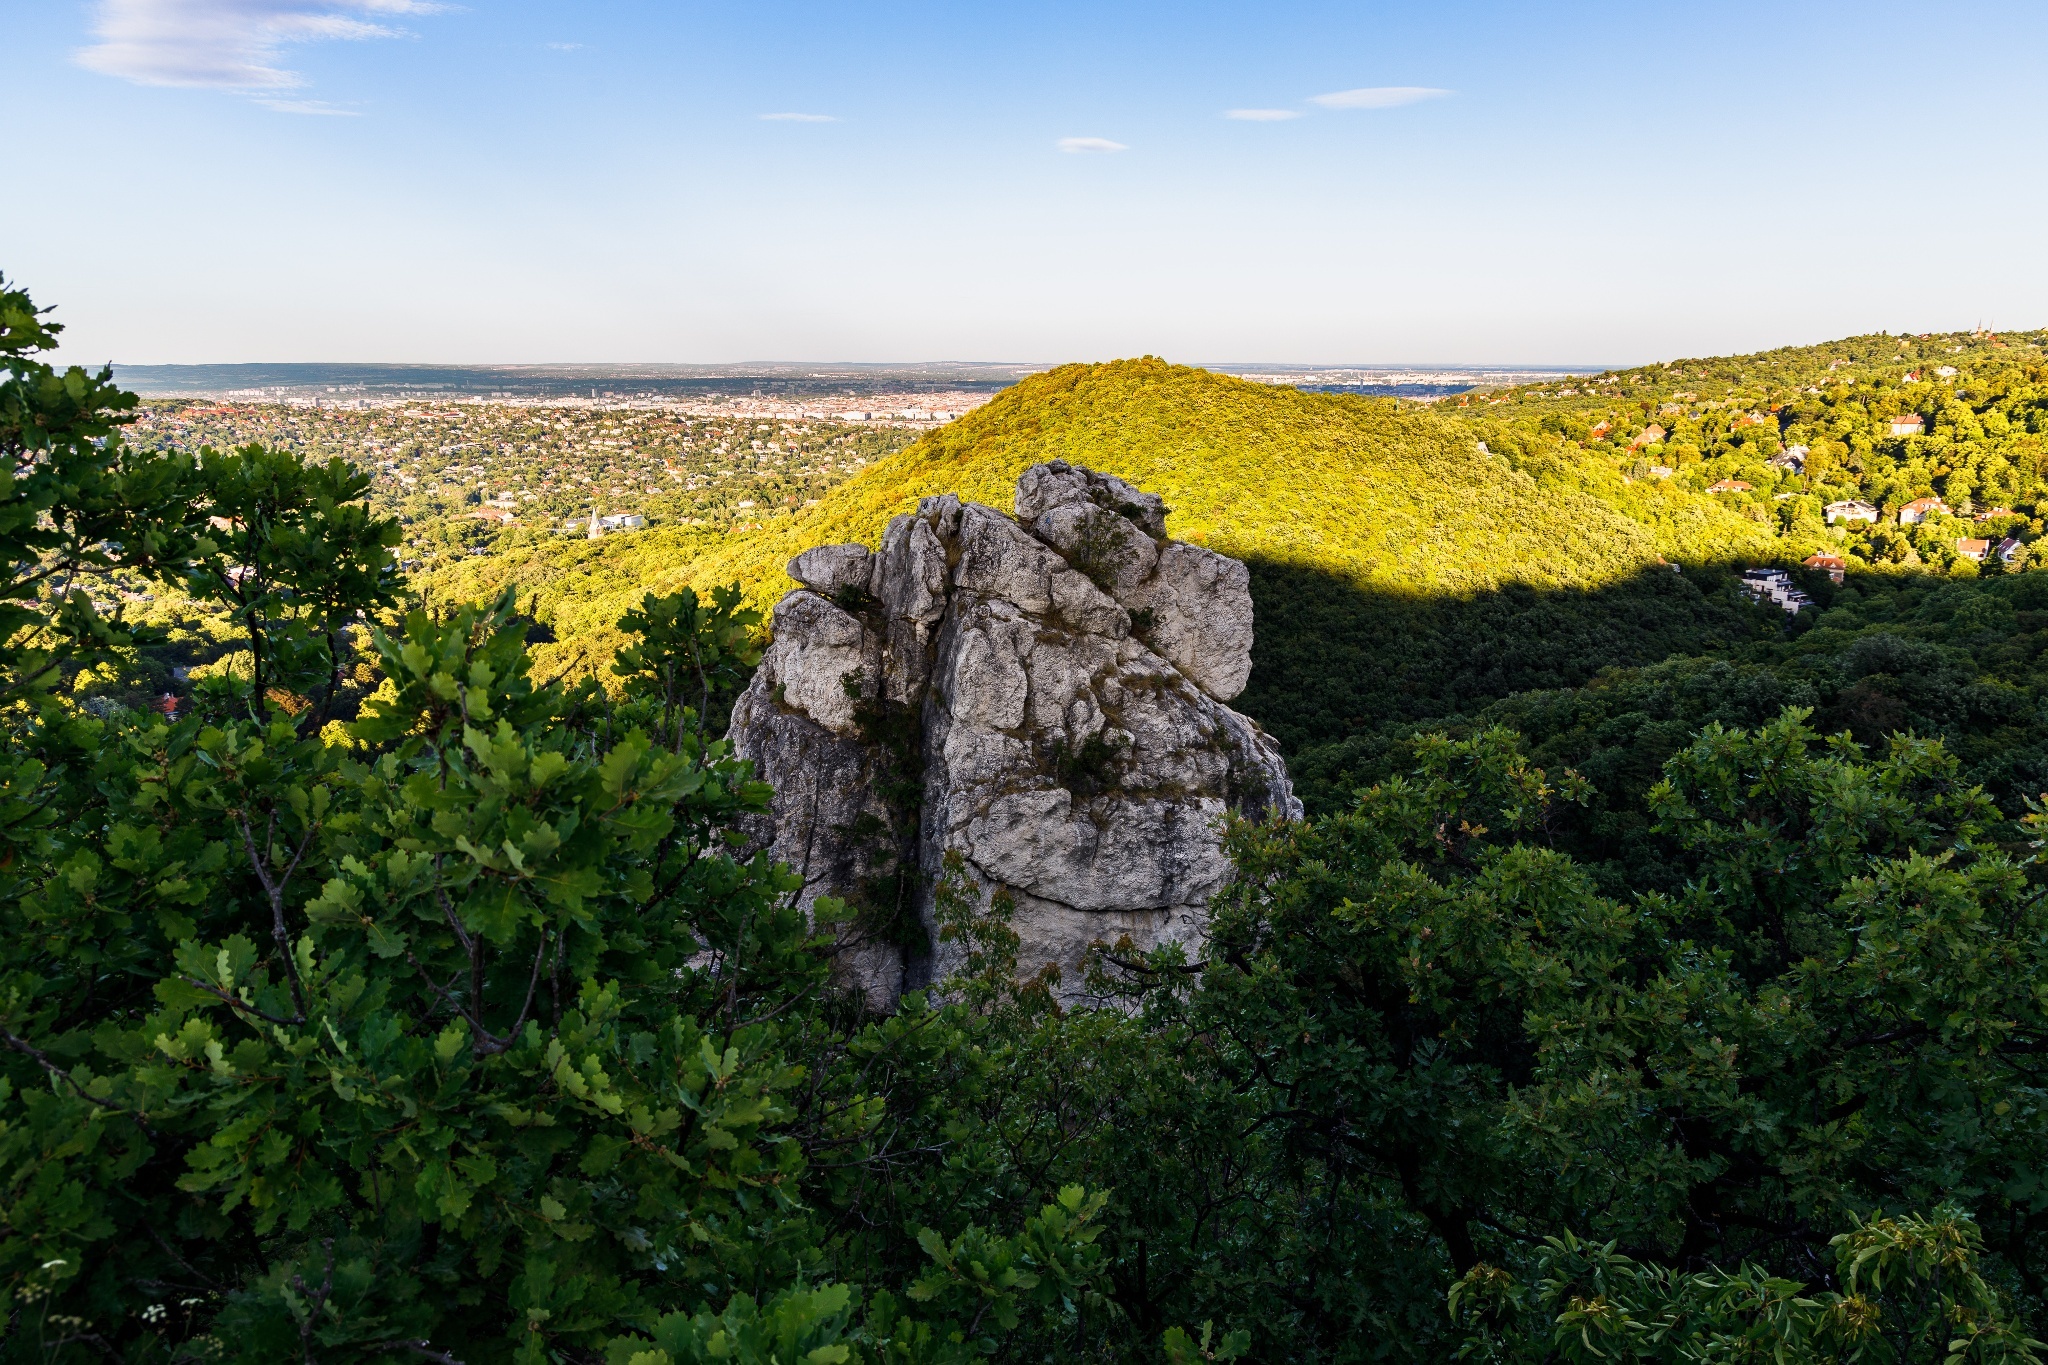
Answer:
[355,339,2048,859]
[686,357,1771,599]
[418,359,1784,794]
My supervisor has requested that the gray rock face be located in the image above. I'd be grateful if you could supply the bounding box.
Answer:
[787,543,875,596]
[729,460,1299,1008]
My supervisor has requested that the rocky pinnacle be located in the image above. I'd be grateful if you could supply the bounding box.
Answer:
[728,461,1301,1009]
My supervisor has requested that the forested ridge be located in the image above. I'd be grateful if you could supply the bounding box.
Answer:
[1458,325,2048,564]
[10,271,2048,1363]
[1279,327,2048,830]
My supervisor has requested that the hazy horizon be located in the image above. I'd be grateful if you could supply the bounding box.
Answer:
[107,358,1594,406]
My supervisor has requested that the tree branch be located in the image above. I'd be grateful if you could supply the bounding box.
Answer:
[370,1343,467,1365]
[181,976,304,1028]
[1,1023,151,1133]
[238,809,318,1016]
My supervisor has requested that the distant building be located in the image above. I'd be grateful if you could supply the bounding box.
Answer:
[1770,445,1808,472]
[1647,465,1674,479]
[1956,537,1990,563]
[1999,536,2026,563]
[1826,499,1879,524]
[1898,496,1949,525]
[1975,507,2014,521]
[1742,567,1812,614]
[469,506,516,524]
[1629,423,1667,449]
[1588,419,1611,441]
[1803,553,1848,584]
[1709,479,1753,493]
[1890,414,1926,437]
[598,513,647,531]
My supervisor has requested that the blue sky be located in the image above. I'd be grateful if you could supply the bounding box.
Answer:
[6,0,2047,365]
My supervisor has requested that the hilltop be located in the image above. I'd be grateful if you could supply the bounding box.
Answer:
[683,357,1772,604]
[675,359,1782,769]
[407,358,1784,775]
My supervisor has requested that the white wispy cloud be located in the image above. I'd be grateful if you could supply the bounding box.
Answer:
[1308,86,1451,110]
[1224,108,1301,121]
[546,41,583,51]
[759,112,838,123]
[1057,136,1127,154]
[76,0,438,91]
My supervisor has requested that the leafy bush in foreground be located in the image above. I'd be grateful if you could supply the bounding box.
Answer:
[0,278,1108,1363]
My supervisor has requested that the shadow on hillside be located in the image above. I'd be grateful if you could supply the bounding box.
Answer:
[1238,556,1788,759]
[1235,555,2048,895]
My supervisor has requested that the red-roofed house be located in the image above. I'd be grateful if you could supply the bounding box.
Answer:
[1803,553,1847,584]
[1708,479,1753,493]
[1957,538,1990,563]
[469,506,517,524]
[1898,496,1949,525]
[1890,414,1926,437]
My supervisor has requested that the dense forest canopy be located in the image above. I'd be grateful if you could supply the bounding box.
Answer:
[1282,328,2048,826]
[9,271,2048,1363]
[1457,326,2048,571]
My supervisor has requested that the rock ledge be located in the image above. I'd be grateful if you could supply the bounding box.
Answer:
[729,461,1299,1007]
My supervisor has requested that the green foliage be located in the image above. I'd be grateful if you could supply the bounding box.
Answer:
[185,442,401,725]
[1249,558,1784,803]
[0,284,1122,1362]
[612,585,764,744]
[1295,567,2048,874]
[1451,1210,2046,1363]
[1459,328,2048,566]
[1076,711,2048,1357]
[1160,1321,1248,1365]
[1050,729,1127,798]
[0,275,204,696]
[0,576,1114,1357]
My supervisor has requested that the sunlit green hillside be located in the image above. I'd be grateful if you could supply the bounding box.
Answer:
[412,359,1781,739]
[681,357,1773,607]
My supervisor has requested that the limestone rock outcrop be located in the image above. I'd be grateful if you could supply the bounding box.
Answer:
[729,461,1300,1008]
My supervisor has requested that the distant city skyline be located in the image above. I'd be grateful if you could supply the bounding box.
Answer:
[6,0,2046,366]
